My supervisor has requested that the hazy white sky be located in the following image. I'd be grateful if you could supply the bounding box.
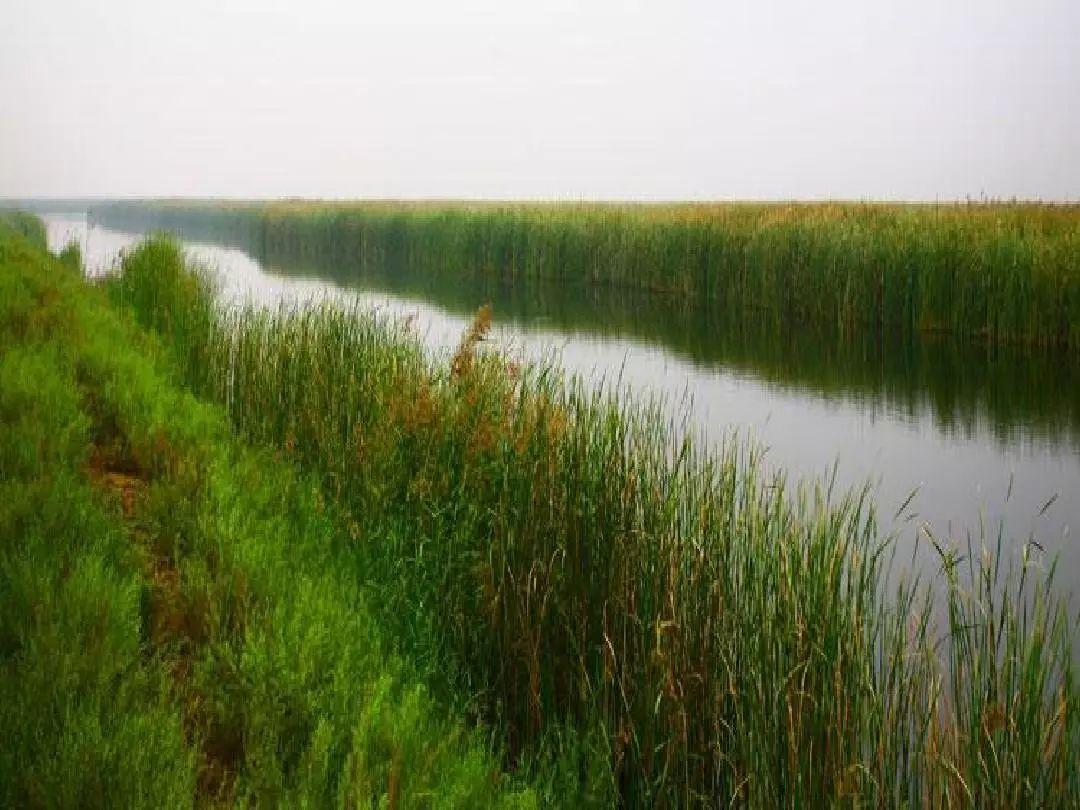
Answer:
[2,0,1078,199]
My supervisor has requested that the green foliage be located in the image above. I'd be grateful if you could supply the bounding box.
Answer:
[0,222,196,807]
[0,209,48,250]
[58,240,83,273]
[3,210,1076,807]
[93,200,1080,349]
[109,236,1079,807]
[0,218,536,807]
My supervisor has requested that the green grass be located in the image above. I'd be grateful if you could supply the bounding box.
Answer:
[0,208,47,249]
[0,218,541,807]
[104,234,1078,807]
[92,199,1080,349]
[171,233,1080,449]
[93,203,1080,448]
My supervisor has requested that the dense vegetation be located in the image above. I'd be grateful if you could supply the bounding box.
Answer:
[109,233,1077,805]
[158,232,1080,449]
[92,200,1080,349]
[0,218,538,806]
[0,209,47,246]
[4,212,1078,806]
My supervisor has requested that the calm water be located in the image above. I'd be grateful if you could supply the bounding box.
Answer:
[44,212,1079,586]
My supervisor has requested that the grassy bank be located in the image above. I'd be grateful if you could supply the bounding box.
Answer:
[0,219,541,806]
[0,209,47,248]
[104,233,1078,806]
[91,200,1080,349]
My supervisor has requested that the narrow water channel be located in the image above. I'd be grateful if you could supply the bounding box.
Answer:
[44,211,1078,589]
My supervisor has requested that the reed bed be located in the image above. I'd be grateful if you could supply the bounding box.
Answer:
[0,209,47,250]
[93,200,1080,350]
[0,218,538,807]
[107,238,1078,807]
[90,202,1080,447]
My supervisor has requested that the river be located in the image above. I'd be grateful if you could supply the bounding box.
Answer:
[44,210,1078,588]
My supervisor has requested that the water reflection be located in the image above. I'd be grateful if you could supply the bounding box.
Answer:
[46,211,1078,588]
[263,253,1080,454]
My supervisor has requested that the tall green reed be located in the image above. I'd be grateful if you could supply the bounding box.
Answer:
[2,218,541,807]
[108,237,1078,807]
[93,200,1080,350]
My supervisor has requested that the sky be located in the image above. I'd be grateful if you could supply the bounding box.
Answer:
[2,0,1078,200]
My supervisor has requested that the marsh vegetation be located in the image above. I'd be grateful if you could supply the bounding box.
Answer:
[3,208,1078,807]
[93,200,1080,349]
